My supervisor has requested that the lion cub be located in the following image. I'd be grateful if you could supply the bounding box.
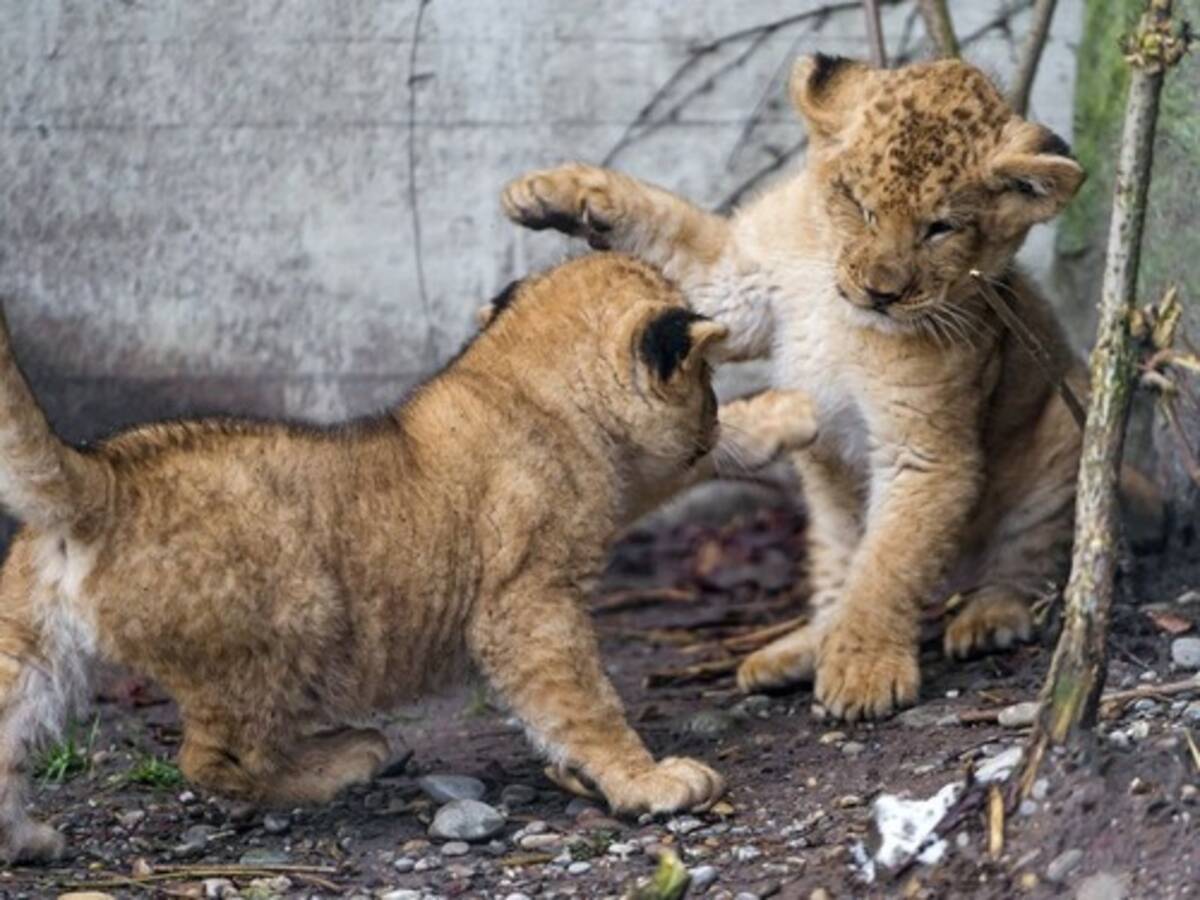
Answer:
[504,57,1088,721]
[0,253,816,862]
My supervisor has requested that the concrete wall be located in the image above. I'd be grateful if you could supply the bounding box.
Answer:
[2,0,1081,443]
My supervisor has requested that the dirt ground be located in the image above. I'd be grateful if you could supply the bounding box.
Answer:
[5,494,1198,899]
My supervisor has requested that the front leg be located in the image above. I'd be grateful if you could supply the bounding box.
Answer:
[469,578,724,815]
[816,412,984,720]
[502,163,773,361]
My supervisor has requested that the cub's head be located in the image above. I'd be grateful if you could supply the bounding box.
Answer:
[477,254,728,490]
[791,54,1084,328]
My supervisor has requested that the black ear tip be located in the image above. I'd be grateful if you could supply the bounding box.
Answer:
[1037,130,1073,159]
[809,53,853,91]
[483,278,523,327]
[639,308,705,382]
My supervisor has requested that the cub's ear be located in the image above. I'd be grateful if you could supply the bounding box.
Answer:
[985,121,1085,234]
[476,278,524,329]
[638,309,728,382]
[789,53,873,140]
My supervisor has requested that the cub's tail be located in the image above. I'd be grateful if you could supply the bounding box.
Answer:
[0,307,108,530]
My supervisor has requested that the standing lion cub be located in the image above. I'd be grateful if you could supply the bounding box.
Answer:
[0,253,815,862]
[504,56,1088,721]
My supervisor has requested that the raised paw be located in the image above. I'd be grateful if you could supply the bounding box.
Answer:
[719,389,818,470]
[814,629,919,721]
[944,588,1034,659]
[606,757,725,816]
[501,163,621,248]
[736,623,822,693]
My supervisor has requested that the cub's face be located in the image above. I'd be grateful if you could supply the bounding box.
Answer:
[792,55,1084,332]
[477,255,727,487]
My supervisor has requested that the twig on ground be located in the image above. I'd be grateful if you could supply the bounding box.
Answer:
[592,587,697,615]
[644,656,740,689]
[987,784,1005,860]
[1009,0,1059,115]
[917,0,959,58]
[956,675,1200,724]
[1019,0,1189,797]
[60,863,341,892]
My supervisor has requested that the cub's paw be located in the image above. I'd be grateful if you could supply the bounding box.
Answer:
[815,629,919,721]
[1,819,65,865]
[607,757,725,815]
[501,163,621,248]
[736,624,822,693]
[944,588,1034,659]
[720,389,818,470]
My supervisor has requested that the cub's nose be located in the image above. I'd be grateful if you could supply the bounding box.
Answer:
[865,287,902,309]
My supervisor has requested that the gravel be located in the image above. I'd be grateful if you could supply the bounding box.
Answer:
[1170,637,1200,669]
[429,798,506,841]
[418,773,487,804]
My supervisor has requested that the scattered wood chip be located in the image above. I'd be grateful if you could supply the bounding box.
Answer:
[1145,607,1194,635]
[987,784,1004,860]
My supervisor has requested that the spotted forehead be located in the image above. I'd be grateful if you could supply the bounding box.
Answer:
[842,63,1011,210]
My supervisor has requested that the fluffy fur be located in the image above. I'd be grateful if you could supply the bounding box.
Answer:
[0,253,817,862]
[503,57,1089,721]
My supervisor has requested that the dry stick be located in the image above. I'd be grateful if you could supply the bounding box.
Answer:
[916,0,960,58]
[1009,0,1059,115]
[863,0,888,67]
[956,675,1200,724]
[1018,0,1190,797]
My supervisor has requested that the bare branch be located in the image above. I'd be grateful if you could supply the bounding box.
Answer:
[917,0,960,58]
[863,0,888,67]
[1009,0,1059,115]
[1019,0,1190,792]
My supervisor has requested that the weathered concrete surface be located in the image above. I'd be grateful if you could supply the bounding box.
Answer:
[1,1,1081,443]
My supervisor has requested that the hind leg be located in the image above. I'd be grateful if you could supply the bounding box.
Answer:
[179,717,389,806]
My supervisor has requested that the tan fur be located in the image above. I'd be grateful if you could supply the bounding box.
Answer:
[503,57,1088,721]
[0,253,819,862]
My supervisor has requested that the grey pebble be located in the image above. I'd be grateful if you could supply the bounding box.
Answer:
[1075,871,1127,900]
[690,864,720,891]
[733,845,762,862]
[841,740,866,757]
[262,812,291,835]
[734,694,773,718]
[173,824,215,858]
[1032,778,1050,801]
[668,815,705,835]
[238,848,290,866]
[419,774,487,804]
[500,783,538,807]
[1046,848,1084,883]
[566,797,598,817]
[1183,701,1200,724]
[441,840,471,857]
[998,701,1039,728]
[1171,637,1200,669]
[687,709,739,738]
[734,893,762,900]
[502,895,533,900]
[567,860,592,875]
[379,891,422,900]
[413,855,441,872]
[392,856,416,873]
[429,799,506,841]
[116,809,146,830]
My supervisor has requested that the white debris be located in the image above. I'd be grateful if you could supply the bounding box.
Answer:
[975,746,1023,783]
[872,781,963,870]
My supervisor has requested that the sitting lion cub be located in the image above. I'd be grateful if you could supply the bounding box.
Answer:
[0,252,815,862]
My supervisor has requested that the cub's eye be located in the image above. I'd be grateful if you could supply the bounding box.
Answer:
[924,220,957,242]
[834,180,874,225]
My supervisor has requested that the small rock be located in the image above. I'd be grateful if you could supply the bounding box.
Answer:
[1031,778,1050,801]
[238,848,290,866]
[667,815,705,835]
[1127,720,1151,741]
[818,731,846,745]
[518,833,561,851]
[1075,871,1128,900]
[502,895,533,900]
[1131,698,1160,716]
[566,797,598,817]
[835,794,863,808]
[58,894,117,900]
[734,893,761,900]
[247,876,291,895]
[1181,701,1200,724]
[567,860,592,875]
[429,799,506,842]
[379,891,423,900]
[734,694,773,717]
[1046,848,1083,883]
[733,844,763,862]
[500,784,538,807]
[1175,589,1200,606]
[841,741,866,757]
[441,840,471,857]
[392,856,416,873]
[897,706,949,729]
[413,855,441,872]
[810,891,832,900]
[173,824,215,857]
[203,879,237,899]
[1171,637,1200,669]
[262,812,291,835]
[687,709,738,739]
[690,865,719,891]
[998,701,1039,728]
[419,774,487,804]
[1018,799,1038,816]
[115,809,145,830]
[1180,784,1197,803]
[1018,872,1040,891]
[177,790,197,804]
[608,841,639,857]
